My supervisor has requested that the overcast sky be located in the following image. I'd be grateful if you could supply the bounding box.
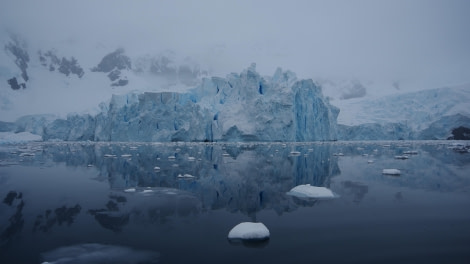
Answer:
[1,0,470,87]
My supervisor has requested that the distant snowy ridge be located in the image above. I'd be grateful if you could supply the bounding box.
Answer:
[335,84,470,140]
[334,84,470,129]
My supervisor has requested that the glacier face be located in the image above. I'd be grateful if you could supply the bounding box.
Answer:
[14,65,339,142]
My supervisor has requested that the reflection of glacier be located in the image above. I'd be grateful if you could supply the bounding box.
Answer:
[17,142,340,217]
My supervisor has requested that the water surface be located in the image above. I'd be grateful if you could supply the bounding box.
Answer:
[1,141,469,263]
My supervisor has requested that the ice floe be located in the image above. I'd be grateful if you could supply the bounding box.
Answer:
[286,184,336,199]
[177,174,195,179]
[41,243,159,264]
[228,222,270,241]
[382,169,401,175]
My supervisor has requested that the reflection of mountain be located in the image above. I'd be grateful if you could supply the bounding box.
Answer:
[33,204,81,233]
[1,191,24,246]
[88,195,129,232]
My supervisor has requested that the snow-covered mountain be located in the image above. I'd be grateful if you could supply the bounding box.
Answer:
[0,34,208,122]
[1,33,469,142]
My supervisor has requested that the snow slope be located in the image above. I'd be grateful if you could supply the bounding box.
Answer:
[332,84,470,131]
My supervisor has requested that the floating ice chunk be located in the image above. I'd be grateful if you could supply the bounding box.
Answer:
[367,160,374,163]
[290,151,301,156]
[333,153,344,156]
[177,174,195,179]
[19,152,35,157]
[228,222,270,241]
[153,166,161,171]
[382,169,401,175]
[394,155,409,160]
[104,154,117,158]
[403,150,418,155]
[286,184,335,198]
[168,155,176,160]
[124,188,136,193]
[222,153,230,157]
[87,164,93,167]
[121,154,132,158]
[141,189,153,194]
[187,156,196,161]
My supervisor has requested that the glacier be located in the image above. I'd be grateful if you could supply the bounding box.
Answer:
[335,85,470,140]
[7,65,339,142]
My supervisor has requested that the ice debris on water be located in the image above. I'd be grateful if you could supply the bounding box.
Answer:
[286,184,336,199]
[153,166,160,171]
[177,174,195,179]
[124,188,136,193]
[382,169,401,175]
[228,222,270,241]
[403,150,418,155]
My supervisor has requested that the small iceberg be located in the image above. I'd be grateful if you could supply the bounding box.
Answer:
[187,156,196,161]
[104,154,117,158]
[19,152,35,157]
[124,188,136,193]
[153,166,161,171]
[382,169,401,175]
[168,155,176,160]
[228,222,270,241]
[290,151,301,156]
[286,184,336,199]
[177,174,195,179]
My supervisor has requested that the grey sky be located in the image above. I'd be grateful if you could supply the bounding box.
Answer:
[1,0,469,87]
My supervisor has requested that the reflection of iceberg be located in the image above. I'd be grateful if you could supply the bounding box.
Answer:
[41,243,159,264]
[286,184,336,199]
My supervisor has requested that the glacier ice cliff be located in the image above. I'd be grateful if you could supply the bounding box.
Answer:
[10,65,340,142]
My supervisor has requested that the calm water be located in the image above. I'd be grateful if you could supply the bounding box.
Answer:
[0,141,469,264]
